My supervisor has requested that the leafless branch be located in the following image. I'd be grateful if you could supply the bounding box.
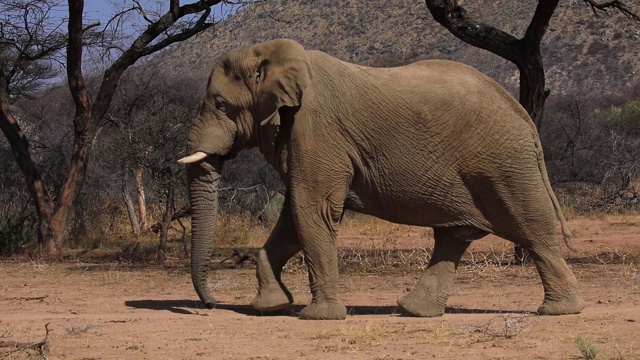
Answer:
[137,6,213,58]
[0,322,50,357]
[583,0,640,21]
[6,295,48,301]
[83,21,100,32]
[105,114,125,129]
[132,0,154,24]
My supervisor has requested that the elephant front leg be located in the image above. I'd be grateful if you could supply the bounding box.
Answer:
[398,228,471,317]
[291,191,347,320]
[251,199,302,312]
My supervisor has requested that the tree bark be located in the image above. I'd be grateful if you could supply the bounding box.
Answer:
[0,67,55,256]
[36,0,96,258]
[122,169,141,235]
[159,178,175,251]
[134,165,148,232]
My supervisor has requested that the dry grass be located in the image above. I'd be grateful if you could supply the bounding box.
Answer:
[575,335,600,360]
[215,212,272,248]
[0,323,49,360]
[339,212,420,237]
[462,313,532,340]
[591,247,639,279]
[314,322,404,353]
[65,324,97,336]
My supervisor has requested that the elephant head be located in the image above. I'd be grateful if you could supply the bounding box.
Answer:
[177,39,312,308]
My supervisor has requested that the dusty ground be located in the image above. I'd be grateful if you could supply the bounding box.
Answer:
[1,215,639,359]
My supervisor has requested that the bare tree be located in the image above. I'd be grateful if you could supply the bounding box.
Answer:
[0,0,251,259]
[105,69,197,251]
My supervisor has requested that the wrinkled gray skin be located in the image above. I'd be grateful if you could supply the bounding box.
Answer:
[179,39,585,320]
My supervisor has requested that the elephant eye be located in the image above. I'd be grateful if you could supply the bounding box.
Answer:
[214,96,226,112]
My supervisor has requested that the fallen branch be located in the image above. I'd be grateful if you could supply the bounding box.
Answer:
[0,322,50,357]
[7,295,48,302]
[219,249,256,268]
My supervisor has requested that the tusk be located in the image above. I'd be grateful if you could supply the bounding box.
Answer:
[260,110,279,126]
[177,151,208,164]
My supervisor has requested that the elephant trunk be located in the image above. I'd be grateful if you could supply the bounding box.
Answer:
[187,157,223,309]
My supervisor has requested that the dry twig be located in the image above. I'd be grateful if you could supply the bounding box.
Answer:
[6,295,48,302]
[0,322,51,358]
[583,0,640,21]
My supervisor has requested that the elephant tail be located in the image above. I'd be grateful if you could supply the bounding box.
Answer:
[537,145,574,251]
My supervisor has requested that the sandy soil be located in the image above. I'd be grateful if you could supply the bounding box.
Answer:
[1,215,639,359]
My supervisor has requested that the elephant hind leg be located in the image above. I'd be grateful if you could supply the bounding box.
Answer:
[397,226,482,317]
[528,241,585,315]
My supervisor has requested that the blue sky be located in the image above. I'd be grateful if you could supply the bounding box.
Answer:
[83,1,236,25]
[76,1,238,72]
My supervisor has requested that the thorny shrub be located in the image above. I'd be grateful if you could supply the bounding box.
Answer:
[541,93,640,211]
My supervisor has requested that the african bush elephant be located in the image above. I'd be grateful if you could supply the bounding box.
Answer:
[178,38,585,320]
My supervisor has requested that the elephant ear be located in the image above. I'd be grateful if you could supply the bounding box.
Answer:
[254,39,311,126]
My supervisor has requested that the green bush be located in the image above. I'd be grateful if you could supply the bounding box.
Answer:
[620,99,640,136]
[575,335,600,360]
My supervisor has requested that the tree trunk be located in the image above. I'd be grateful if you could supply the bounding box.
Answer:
[122,169,141,235]
[517,51,548,130]
[134,165,148,232]
[177,218,189,257]
[47,141,92,256]
[159,178,175,251]
[0,68,56,257]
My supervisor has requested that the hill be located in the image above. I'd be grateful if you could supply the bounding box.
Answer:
[156,0,640,100]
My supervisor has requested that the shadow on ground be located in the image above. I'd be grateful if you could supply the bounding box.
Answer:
[125,299,534,317]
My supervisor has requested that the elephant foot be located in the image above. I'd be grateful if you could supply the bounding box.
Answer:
[397,288,446,317]
[537,296,585,315]
[298,300,347,320]
[251,284,293,312]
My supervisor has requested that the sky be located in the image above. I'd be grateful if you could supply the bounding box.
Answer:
[82,0,237,26]
[77,1,239,74]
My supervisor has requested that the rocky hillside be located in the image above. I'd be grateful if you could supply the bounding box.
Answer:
[156,0,640,100]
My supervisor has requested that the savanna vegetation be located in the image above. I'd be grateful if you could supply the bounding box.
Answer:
[1,0,639,261]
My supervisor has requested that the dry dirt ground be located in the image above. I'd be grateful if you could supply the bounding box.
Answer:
[1,215,639,359]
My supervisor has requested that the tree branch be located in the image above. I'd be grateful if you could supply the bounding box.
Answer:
[424,0,522,64]
[0,322,50,356]
[67,0,92,133]
[523,0,560,48]
[139,7,213,58]
[91,0,224,127]
[583,0,640,21]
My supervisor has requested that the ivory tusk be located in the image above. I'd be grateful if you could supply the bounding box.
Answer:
[260,110,279,126]
[177,151,208,164]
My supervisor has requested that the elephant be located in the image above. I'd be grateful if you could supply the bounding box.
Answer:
[178,38,585,320]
